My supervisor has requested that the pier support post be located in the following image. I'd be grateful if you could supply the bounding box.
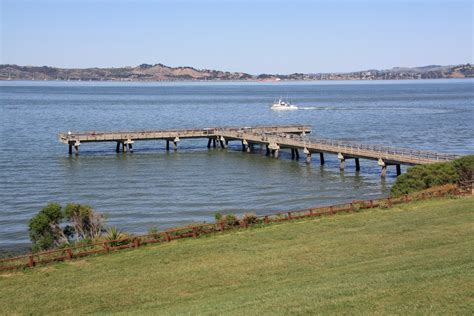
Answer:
[246,143,252,153]
[381,165,387,178]
[212,139,216,148]
[295,148,299,159]
[116,142,121,153]
[124,139,134,153]
[219,136,227,149]
[69,143,73,155]
[269,143,280,158]
[320,153,325,165]
[242,139,248,152]
[265,145,270,156]
[291,148,295,159]
[303,147,311,164]
[355,158,360,171]
[338,153,345,170]
[173,136,180,151]
[273,149,279,159]
[74,141,80,155]
[122,142,127,153]
[396,164,401,176]
[378,158,387,178]
[166,140,170,151]
[207,138,211,149]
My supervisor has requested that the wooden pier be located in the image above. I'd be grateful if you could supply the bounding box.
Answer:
[59,125,458,177]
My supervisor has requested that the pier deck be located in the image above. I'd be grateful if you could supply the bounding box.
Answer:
[59,125,459,177]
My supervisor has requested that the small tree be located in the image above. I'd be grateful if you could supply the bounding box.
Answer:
[64,203,105,241]
[28,203,71,251]
[28,202,107,251]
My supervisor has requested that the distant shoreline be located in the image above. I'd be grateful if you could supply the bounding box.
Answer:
[1,78,472,84]
[1,63,472,82]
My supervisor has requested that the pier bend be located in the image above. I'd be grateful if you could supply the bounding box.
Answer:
[59,125,459,177]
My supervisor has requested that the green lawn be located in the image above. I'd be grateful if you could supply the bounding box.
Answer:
[1,197,473,315]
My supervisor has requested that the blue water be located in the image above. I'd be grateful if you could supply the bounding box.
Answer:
[1,79,473,252]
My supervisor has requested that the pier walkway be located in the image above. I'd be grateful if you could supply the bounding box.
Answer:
[59,125,458,177]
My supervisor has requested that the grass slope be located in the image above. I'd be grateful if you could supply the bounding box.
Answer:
[1,197,473,315]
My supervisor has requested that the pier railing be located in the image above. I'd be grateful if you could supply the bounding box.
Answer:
[231,130,458,164]
[0,184,467,272]
[59,125,311,143]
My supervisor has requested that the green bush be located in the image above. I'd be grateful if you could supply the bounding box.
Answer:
[105,226,128,247]
[242,213,259,224]
[28,203,72,252]
[64,203,105,241]
[148,227,160,239]
[214,212,223,221]
[391,161,459,197]
[391,155,474,197]
[452,155,474,183]
[224,214,239,226]
[28,202,108,252]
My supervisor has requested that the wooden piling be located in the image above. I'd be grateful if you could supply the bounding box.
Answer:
[381,165,387,177]
[339,159,345,170]
[355,158,360,171]
[66,248,73,260]
[319,152,324,165]
[28,255,35,268]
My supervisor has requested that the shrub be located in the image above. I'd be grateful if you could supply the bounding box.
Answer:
[391,161,459,197]
[28,203,108,252]
[224,214,239,226]
[28,203,71,252]
[64,203,105,241]
[242,212,259,224]
[214,212,223,221]
[453,155,474,184]
[148,227,160,239]
[105,226,128,247]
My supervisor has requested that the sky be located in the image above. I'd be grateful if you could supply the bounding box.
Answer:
[1,0,473,74]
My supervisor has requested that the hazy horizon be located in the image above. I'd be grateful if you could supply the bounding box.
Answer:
[1,0,473,74]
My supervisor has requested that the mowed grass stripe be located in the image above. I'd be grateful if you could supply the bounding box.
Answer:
[1,197,473,315]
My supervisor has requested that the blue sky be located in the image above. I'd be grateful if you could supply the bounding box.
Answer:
[1,0,472,74]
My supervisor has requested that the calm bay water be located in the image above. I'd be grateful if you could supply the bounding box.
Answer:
[1,79,473,252]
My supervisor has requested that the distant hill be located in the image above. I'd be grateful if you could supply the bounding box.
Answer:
[0,63,253,81]
[0,63,472,81]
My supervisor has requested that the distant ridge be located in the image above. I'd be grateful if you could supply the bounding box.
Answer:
[0,63,472,81]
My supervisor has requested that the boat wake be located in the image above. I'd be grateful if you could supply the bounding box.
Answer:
[298,106,334,110]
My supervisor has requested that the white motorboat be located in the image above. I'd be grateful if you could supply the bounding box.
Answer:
[271,99,298,111]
